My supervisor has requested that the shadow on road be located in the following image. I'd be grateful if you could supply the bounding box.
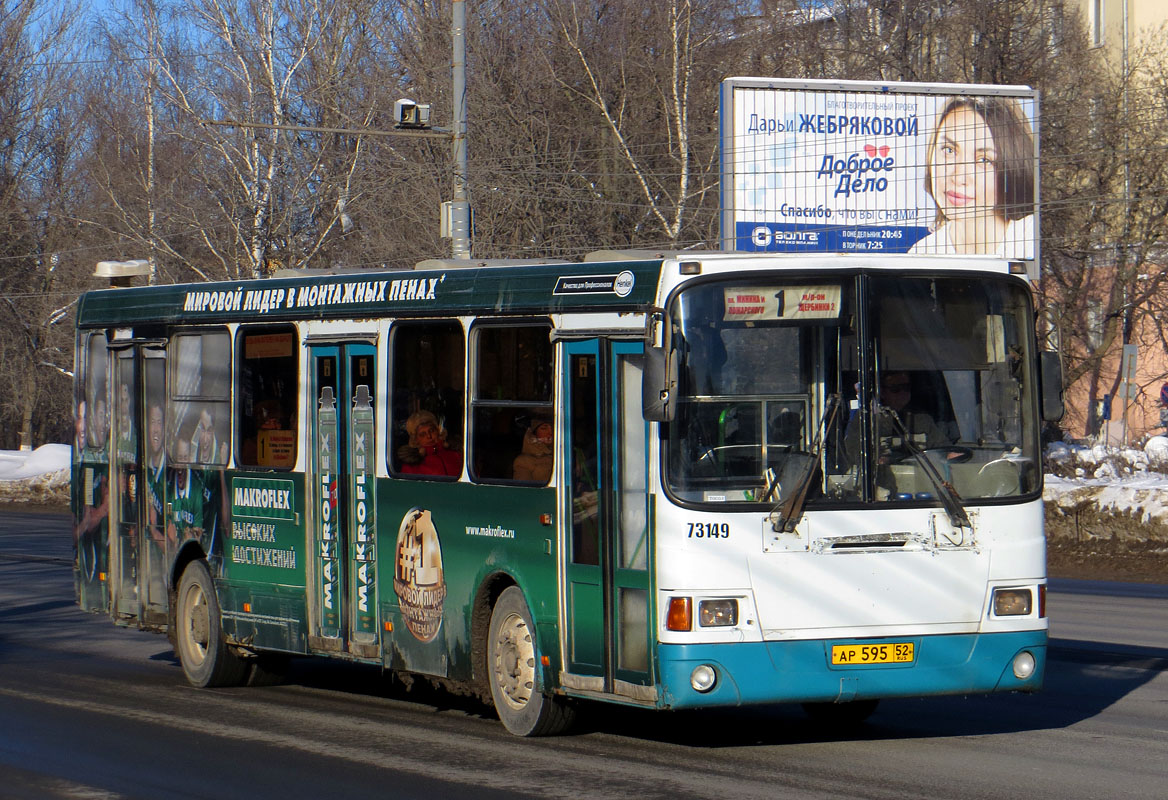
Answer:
[557,638,1167,746]
[226,633,1166,748]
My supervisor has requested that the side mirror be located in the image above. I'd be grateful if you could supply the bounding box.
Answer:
[642,313,677,422]
[1040,351,1064,422]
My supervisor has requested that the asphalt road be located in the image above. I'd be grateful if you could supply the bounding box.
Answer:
[1,511,1165,800]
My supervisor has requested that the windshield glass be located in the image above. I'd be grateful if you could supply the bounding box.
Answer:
[666,281,855,505]
[664,274,1039,507]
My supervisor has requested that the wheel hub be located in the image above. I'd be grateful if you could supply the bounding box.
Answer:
[494,612,534,710]
[182,584,210,664]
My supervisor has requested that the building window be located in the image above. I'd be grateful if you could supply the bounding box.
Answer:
[1090,0,1105,48]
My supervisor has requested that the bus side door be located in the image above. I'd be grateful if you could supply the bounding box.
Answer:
[308,343,380,659]
[561,339,653,700]
[108,344,169,627]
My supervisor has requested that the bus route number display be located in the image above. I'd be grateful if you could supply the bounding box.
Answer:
[723,285,841,322]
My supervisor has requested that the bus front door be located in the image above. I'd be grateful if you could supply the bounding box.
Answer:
[561,339,653,701]
[309,344,380,659]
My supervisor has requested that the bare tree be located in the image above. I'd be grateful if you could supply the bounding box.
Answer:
[1041,27,1168,437]
[90,0,390,280]
[0,0,89,448]
[539,0,724,248]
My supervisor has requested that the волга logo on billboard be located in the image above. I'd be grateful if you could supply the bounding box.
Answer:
[393,508,447,642]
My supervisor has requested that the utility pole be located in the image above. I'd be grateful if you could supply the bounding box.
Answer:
[450,0,471,259]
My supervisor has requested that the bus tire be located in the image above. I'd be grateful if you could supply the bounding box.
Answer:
[175,560,246,688]
[487,586,575,736]
[801,699,879,725]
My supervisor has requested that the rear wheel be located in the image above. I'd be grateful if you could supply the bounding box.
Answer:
[487,586,575,736]
[175,560,246,688]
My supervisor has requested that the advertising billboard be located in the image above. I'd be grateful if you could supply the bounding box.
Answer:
[720,78,1039,274]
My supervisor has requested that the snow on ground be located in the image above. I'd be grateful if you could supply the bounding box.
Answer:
[0,444,70,481]
[0,444,71,505]
[1044,436,1168,528]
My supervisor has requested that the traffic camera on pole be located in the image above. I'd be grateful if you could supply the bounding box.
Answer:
[394,99,431,129]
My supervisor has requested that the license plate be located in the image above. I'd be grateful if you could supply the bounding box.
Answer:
[831,641,915,665]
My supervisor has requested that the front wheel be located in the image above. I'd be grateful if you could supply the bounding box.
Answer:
[175,560,246,688]
[487,586,575,736]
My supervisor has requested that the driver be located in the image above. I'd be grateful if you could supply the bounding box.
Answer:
[845,371,951,466]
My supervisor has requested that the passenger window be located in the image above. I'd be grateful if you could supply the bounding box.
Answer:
[237,327,298,469]
[470,323,554,484]
[390,321,465,479]
[168,330,231,466]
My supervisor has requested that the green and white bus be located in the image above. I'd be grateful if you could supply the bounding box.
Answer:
[73,250,1060,735]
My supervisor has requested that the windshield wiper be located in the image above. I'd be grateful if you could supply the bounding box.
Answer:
[768,394,840,533]
[879,407,972,531]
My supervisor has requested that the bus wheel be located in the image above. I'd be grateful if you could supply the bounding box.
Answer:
[801,699,879,725]
[487,586,575,736]
[175,560,246,688]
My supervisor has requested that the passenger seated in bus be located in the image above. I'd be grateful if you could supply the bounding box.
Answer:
[512,417,553,484]
[398,410,462,477]
[845,371,952,466]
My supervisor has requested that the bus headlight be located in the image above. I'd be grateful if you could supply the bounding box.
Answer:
[698,599,738,627]
[992,588,1032,616]
[1013,651,1037,679]
[690,664,717,692]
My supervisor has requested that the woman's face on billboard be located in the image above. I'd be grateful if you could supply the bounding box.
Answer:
[932,105,998,221]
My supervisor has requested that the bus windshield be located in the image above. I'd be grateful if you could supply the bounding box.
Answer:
[665,274,1039,508]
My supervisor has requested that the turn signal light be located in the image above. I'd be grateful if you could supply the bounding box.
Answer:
[666,596,692,631]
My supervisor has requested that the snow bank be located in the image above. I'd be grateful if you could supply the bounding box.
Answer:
[0,444,70,480]
[0,444,71,505]
[1043,439,1168,538]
